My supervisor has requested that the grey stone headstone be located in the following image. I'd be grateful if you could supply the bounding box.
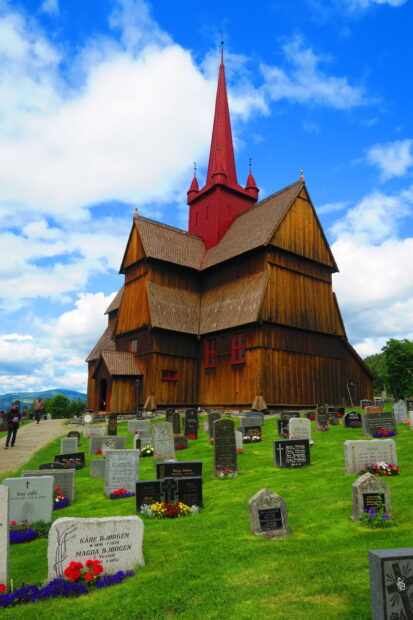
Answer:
[213,418,237,476]
[315,404,329,431]
[393,399,408,423]
[288,417,311,442]
[22,469,75,503]
[90,459,105,479]
[208,412,221,437]
[60,437,78,455]
[352,472,390,521]
[3,476,54,523]
[153,422,175,461]
[203,420,209,434]
[89,435,126,455]
[245,410,264,425]
[239,416,262,429]
[104,450,140,497]
[67,431,81,446]
[249,488,290,540]
[369,548,413,620]
[235,429,243,451]
[101,438,120,458]
[0,485,9,589]
[128,420,150,435]
[344,439,397,475]
[362,412,397,437]
[47,516,145,580]
[84,424,105,437]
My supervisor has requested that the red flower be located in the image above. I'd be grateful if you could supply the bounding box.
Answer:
[96,449,102,454]
[0,584,6,593]
[186,434,196,439]
[10,521,16,526]
[91,563,104,576]
[84,573,94,581]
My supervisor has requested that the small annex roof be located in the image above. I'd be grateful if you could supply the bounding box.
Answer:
[147,281,200,335]
[136,216,204,270]
[85,324,116,362]
[92,351,143,377]
[104,287,124,315]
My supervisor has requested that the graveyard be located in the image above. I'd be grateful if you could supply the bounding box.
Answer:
[1,410,413,619]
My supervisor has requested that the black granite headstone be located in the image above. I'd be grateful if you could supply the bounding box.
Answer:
[184,409,198,438]
[273,439,310,468]
[176,476,203,507]
[258,508,283,531]
[344,411,362,428]
[208,412,221,437]
[277,419,290,437]
[363,493,385,512]
[107,413,117,436]
[136,479,162,510]
[214,418,237,473]
[54,452,85,469]
[315,404,329,430]
[363,412,397,437]
[67,430,81,446]
[369,548,413,620]
[40,462,65,470]
[280,411,300,421]
[165,409,175,424]
[156,461,202,480]
[172,411,181,434]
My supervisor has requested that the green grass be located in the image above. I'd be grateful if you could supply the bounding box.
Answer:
[0,419,34,438]
[1,417,412,620]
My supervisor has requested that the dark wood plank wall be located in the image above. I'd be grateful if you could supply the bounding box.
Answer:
[111,378,137,413]
[202,250,266,291]
[93,362,112,411]
[121,224,146,271]
[116,274,150,334]
[86,361,97,410]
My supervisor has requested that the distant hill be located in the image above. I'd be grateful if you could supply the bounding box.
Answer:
[0,389,86,410]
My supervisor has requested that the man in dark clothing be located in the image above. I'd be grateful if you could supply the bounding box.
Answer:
[5,403,21,448]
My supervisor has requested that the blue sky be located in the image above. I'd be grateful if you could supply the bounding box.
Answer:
[0,0,412,394]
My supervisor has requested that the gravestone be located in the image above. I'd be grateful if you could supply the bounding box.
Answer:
[249,488,290,540]
[60,437,78,455]
[67,430,81,447]
[107,413,118,436]
[54,452,86,469]
[40,462,65,470]
[23,469,75,503]
[242,425,262,441]
[362,412,397,437]
[133,435,141,450]
[277,419,290,438]
[135,476,202,510]
[410,411,413,429]
[365,406,384,414]
[393,399,408,423]
[280,411,300,421]
[83,413,94,424]
[101,438,120,458]
[344,439,397,475]
[152,422,175,461]
[203,420,209,434]
[0,485,9,590]
[352,472,390,521]
[3,476,54,523]
[360,399,373,409]
[128,420,150,435]
[235,429,243,451]
[156,461,202,480]
[374,397,385,408]
[315,404,329,431]
[239,416,262,430]
[244,410,265,425]
[288,417,311,442]
[273,439,310,468]
[84,424,105,438]
[47,516,145,580]
[214,418,237,476]
[343,411,362,428]
[174,435,188,450]
[208,412,221,438]
[369,548,413,620]
[327,406,345,418]
[184,409,198,438]
[89,435,126,455]
[172,411,181,435]
[90,459,105,479]
[165,409,175,424]
[104,450,140,497]
[406,398,413,412]
[306,411,316,420]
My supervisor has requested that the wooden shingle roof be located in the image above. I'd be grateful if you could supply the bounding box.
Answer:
[104,288,124,315]
[85,324,116,362]
[93,351,143,376]
[147,281,200,335]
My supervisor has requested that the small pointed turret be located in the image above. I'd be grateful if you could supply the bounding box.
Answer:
[187,163,199,201]
[245,159,259,200]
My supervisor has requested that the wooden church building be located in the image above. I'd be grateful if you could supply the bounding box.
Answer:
[86,51,373,413]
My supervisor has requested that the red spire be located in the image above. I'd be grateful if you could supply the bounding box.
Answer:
[187,171,199,200]
[245,163,259,200]
[206,48,238,187]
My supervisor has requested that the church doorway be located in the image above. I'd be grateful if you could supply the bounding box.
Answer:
[99,379,107,411]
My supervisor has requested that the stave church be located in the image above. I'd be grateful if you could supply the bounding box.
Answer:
[86,50,373,413]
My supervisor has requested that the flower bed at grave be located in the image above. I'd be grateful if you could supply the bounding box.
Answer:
[53,485,70,511]
[358,462,400,476]
[96,449,102,455]
[61,460,82,470]
[141,444,154,456]
[110,488,135,499]
[186,433,196,440]
[347,421,362,428]
[359,501,398,529]
[140,501,198,519]
[0,561,135,609]
[372,429,396,438]
[236,448,245,453]
[218,468,236,479]
[175,443,188,450]
[243,435,262,443]
[9,519,51,544]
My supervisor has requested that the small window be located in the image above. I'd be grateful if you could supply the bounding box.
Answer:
[204,337,217,368]
[231,333,246,364]
[128,339,138,353]
[161,369,179,381]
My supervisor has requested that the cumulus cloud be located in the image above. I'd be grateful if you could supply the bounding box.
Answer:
[40,0,59,16]
[346,0,406,9]
[261,35,367,109]
[0,333,50,375]
[366,139,413,181]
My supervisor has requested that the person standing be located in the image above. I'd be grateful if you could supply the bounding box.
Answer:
[33,397,44,424]
[5,402,21,448]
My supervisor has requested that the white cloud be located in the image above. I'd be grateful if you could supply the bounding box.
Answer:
[261,35,367,109]
[317,200,351,215]
[366,139,413,181]
[40,0,59,16]
[0,333,50,374]
[347,0,406,9]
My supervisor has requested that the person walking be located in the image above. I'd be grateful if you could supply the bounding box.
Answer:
[33,397,44,424]
[5,402,21,448]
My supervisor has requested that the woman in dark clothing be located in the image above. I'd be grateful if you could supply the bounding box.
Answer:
[5,403,21,448]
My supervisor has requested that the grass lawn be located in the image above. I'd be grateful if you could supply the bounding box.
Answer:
[1,414,412,620]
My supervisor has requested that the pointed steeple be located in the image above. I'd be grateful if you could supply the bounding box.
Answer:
[187,164,199,200]
[245,159,259,200]
[206,47,238,187]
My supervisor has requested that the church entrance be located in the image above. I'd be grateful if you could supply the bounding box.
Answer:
[99,379,107,411]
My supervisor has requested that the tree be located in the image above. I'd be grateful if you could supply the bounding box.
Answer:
[364,352,389,394]
[382,338,413,399]
[44,394,70,418]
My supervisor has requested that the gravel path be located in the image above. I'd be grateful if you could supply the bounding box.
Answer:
[0,419,76,476]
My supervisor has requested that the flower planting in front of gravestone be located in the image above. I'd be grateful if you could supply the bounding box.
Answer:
[0,560,135,609]
[175,443,188,450]
[243,435,261,443]
[218,468,236,479]
[9,519,51,544]
[141,444,154,456]
[53,485,70,510]
[110,488,135,499]
[62,459,82,470]
[186,433,196,440]
[372,429,396,438]
[347,421,362,428]
[140,502,199,519]
[358,462,400,476]
[359,501,398,529]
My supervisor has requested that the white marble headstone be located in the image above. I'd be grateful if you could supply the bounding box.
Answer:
[3,476,54,523]
[393,399,408,423]
[0,485,10,589]
[22,469,75,502]
[289,417,311,442]
[47,516,145,580]
[60,437,78,455]
[152,422,175,461]
[128,420,150,435]
[104,450,140,496]
[343,439,397,475]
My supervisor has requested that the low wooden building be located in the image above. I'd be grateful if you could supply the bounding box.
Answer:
[86,52,373,413]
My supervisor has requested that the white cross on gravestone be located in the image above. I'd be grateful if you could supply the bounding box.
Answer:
[0,485,10,591]
[277,444,284,463]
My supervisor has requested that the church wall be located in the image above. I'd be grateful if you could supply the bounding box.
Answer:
[201,250,266,291]
[110,378,138,413]
[86,361,97,411]
[92,363,112,412]
[116,274,150,335]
